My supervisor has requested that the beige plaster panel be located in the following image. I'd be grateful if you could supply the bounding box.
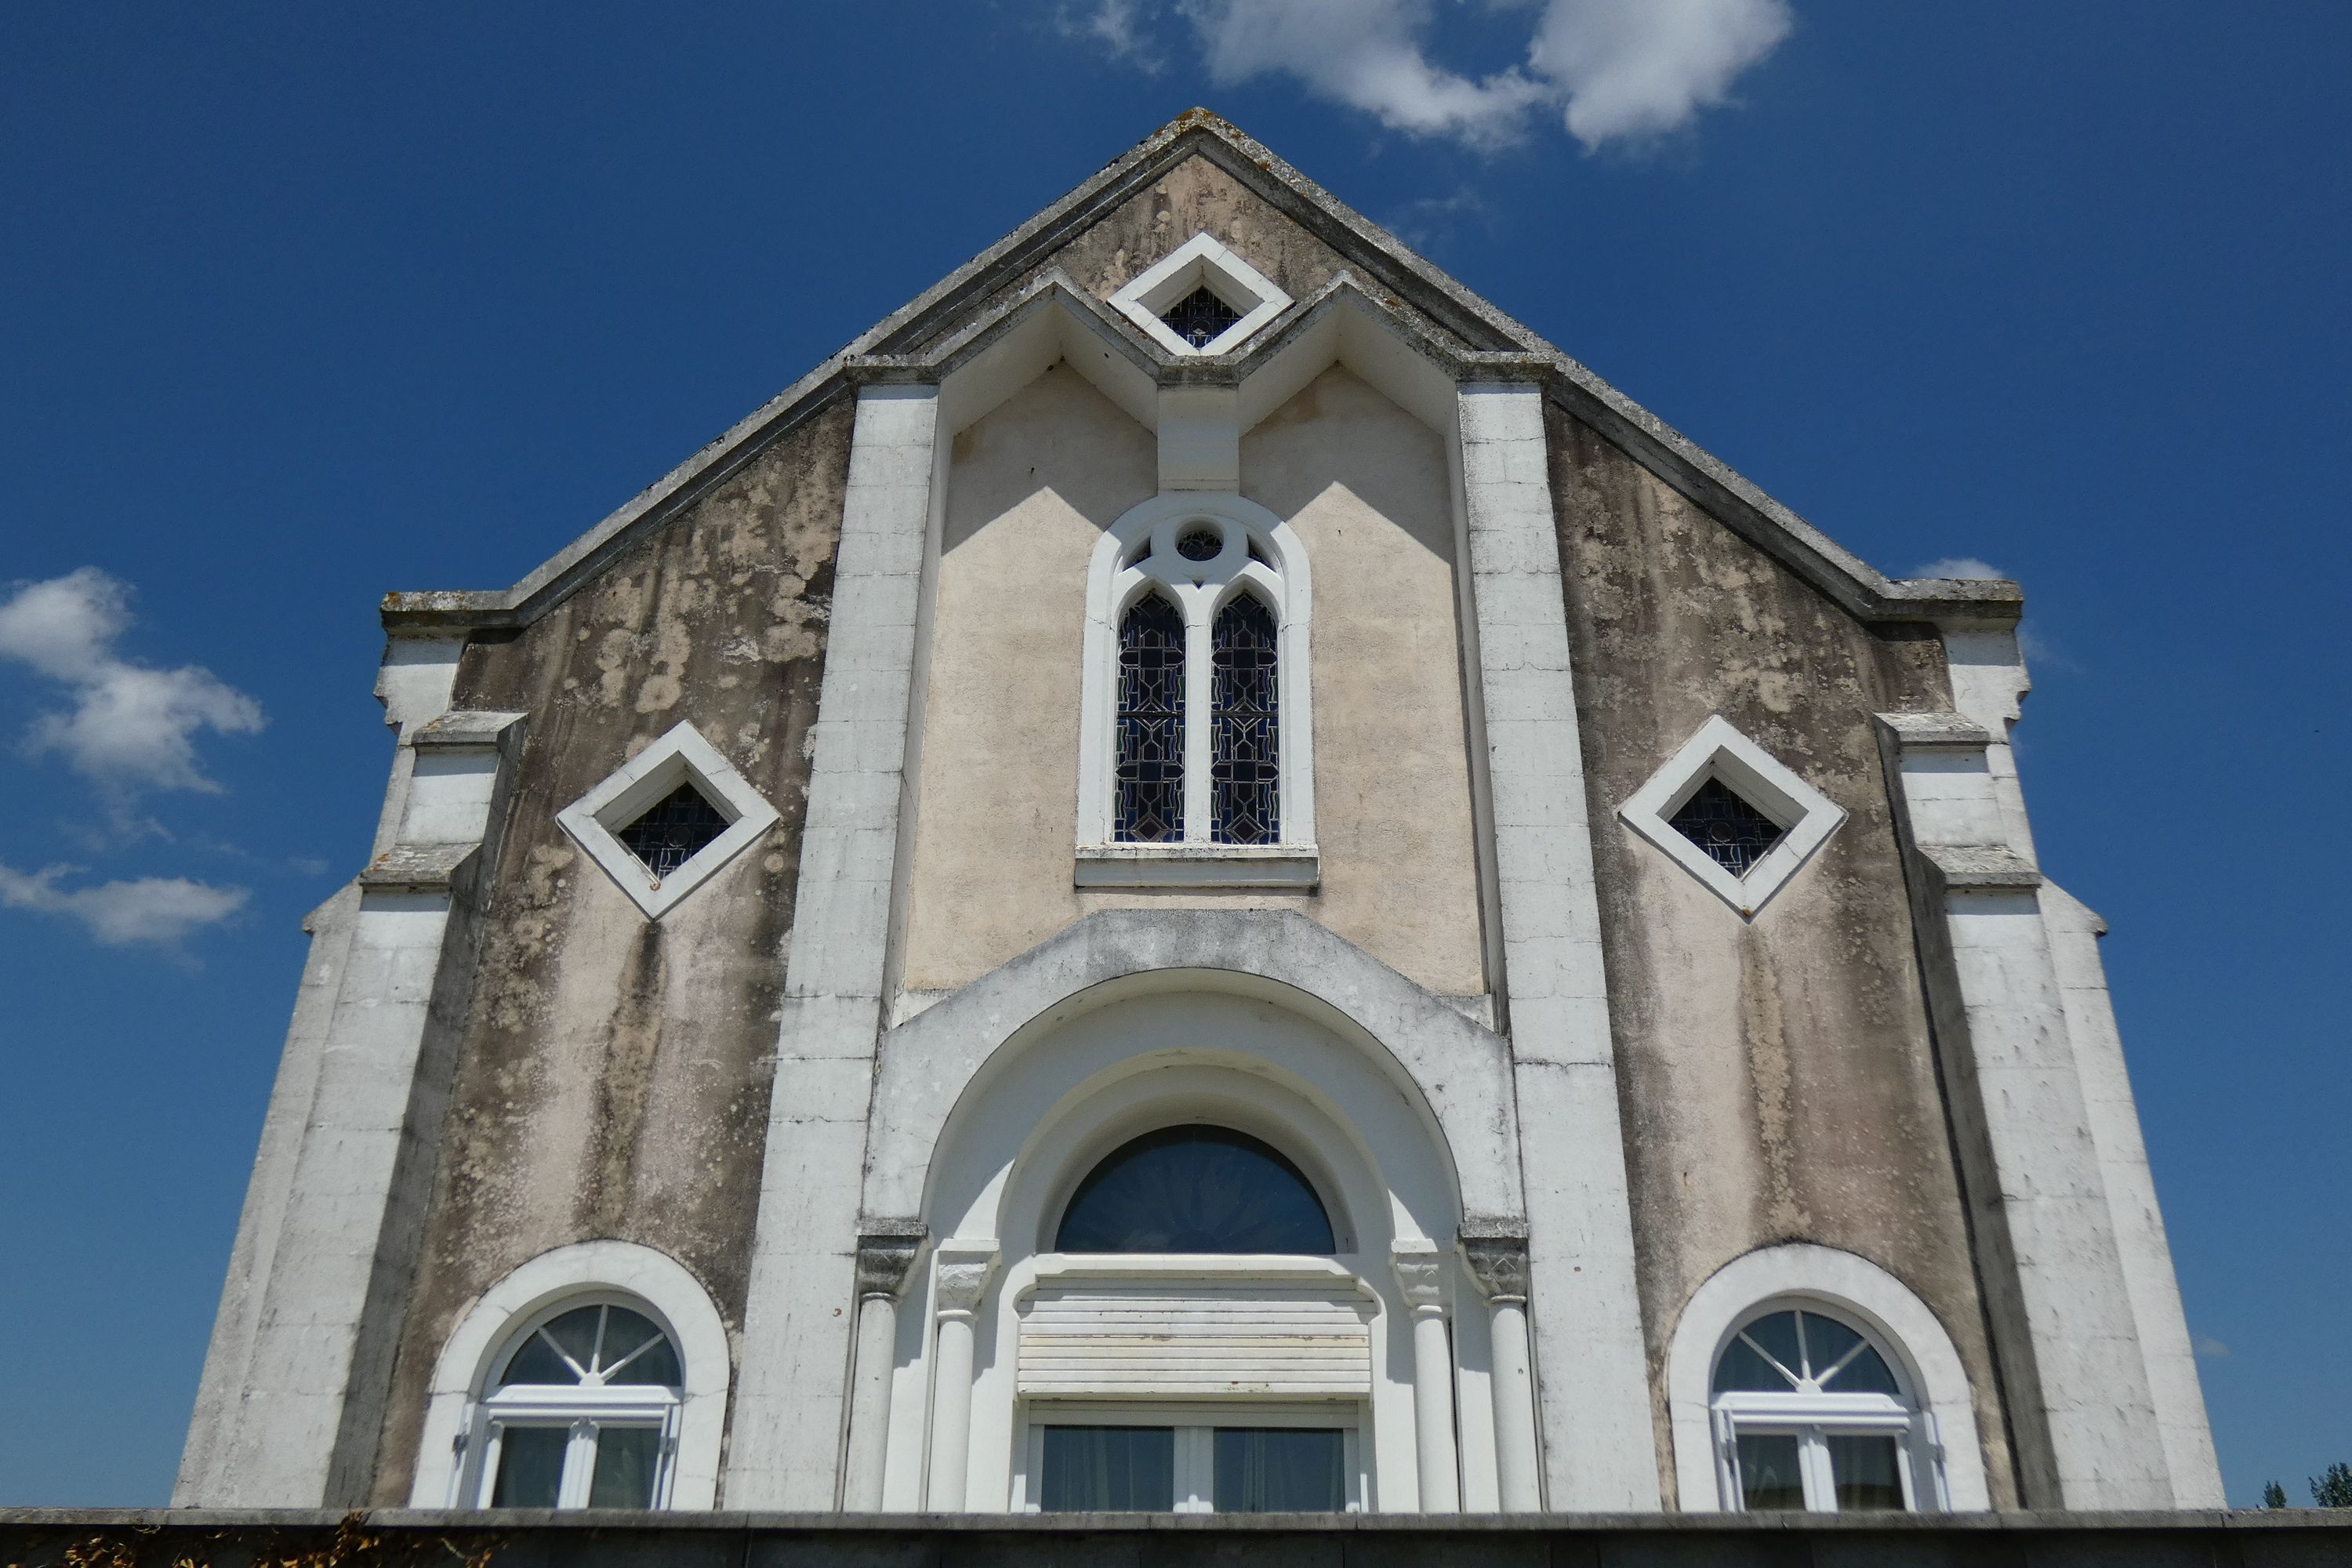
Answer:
[1546,407,2018,1504]
[899,363,1486,1001]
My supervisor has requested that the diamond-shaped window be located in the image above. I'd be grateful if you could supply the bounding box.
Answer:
[1620,717,1846,918]
[1109,233,1292,357]
[1161,285,1243,350]
[557,721,779,919]
[1668,778,1787,877]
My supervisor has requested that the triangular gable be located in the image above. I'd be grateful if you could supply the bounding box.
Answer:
[382,110,2017,635]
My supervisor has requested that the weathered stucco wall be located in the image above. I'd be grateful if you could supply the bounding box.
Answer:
[1546,406,2020,1507]
[898,363,1486,1001]
[917,151,1471,355]
[367,399,855,1504]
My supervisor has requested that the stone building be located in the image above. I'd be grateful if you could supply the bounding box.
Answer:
[175,111,2221,1519]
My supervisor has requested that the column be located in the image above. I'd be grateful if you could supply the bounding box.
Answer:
[725,383,941,1508]
[842,1221,926,1511]
[924,1240,998,1512]
[1453,383,1658,1509]
[1462,1229,1541,1511]
[1392,1241,1461,1512]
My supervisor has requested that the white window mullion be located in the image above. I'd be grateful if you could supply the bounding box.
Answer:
[1798,1428,1837,1513]
[557,1421,597,1509]
[1175,1425,1214,1512]
[1181,605,1214,843]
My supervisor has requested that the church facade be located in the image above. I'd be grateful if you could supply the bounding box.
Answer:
[176,111,2221,1519]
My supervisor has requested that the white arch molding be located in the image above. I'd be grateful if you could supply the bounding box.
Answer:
[408,1240,731,1509]
[1076,493,1316,885]
[1664,1243,1991,1512]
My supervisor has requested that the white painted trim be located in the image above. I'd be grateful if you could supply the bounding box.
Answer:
[1664,1243,1989,1512]
[555,720,779,920]
[1618,714,1846,919]
[409,1240,731,1511]
[1073,843,1319,888]
[1109,232,1292,358]
[1076,494,1315,855]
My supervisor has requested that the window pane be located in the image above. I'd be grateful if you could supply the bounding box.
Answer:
[599,1308,681,1387]
[1213,1428,1345,1513]
[1734,1432,1806,1512]
[498,1330,579,1388]
[1742,1312,1805,1382]
[587,1425,663,1508]
[1038,1426,1174,1512]
[489,1425,568,1508]
[1209,593,1279,845]
[595,1308,661,1373]
[1711,1334,1793,1394]
[1114,593,1185,843]
[540,1306,604,1372]
[1055,1125,1335,1254]
[1827,1434,1907,1512]
[1806,1312,1901,1396]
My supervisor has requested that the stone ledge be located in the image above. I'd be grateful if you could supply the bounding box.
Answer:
[1074,843,1320,890]
[1922,845,2044,890]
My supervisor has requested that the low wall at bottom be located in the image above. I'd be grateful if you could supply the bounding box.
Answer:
[2,1509,2347,1568]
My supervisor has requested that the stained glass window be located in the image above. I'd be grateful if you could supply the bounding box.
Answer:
[1114,593,1185,842]
[1160,285,1242,349]
[1668,777,1784,877]
[1210,593,1279,845]
[1057,1125,1334,1254]
[616,782,728,878]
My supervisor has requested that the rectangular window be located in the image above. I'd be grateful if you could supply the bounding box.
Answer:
[1023,1412,1356,1513]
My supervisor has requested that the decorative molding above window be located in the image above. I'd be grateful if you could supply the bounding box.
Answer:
[1619,716,1845,918]
[1109,233,1292,358]
[1076,494,1317,889]
[556,720,778,919]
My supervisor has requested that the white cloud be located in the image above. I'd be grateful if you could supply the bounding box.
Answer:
[2194,1335,2230,1360]
[1914,557,2008,581]
[1085,0,1792,151]
[1061,0,1163,70]
[0,568,264,797]
[0,861,250,949]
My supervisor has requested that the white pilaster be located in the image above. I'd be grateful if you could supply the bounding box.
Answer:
[725,384,941,1509]
[1393,1241,1461,1512]
[1878,704,2175,1508]
[1454,383,1657,1510]
[924,1241,999,1512]
[1463,1231,1542,1511]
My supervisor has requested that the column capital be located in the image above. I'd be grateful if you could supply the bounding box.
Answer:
[932,1239,1000,1319]
[1460,1228,1530,1306]
[854,1220,927,1303]
[1392,1239,1447,1318]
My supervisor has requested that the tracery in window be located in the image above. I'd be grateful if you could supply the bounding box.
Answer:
[1668,777,1786,877]
[477,1301,682,1509]
[1210,593,1279,845]
[1709,1306,1931,1514]
[1056,1125,1334,1254]
[1160,285,1243,350]
[1114,593,1186,843]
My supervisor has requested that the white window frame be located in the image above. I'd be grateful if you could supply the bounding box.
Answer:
[1108,233,1292,358]
[463,1293,684,1509]
[556,720,779,919]
[1618,714,1846,918]
[411,1240,733,1510]
[1664,1243,1991,1512]
[1707,1305,1942,1515]
[1011,1401,1367,1514]
[1076,493,1317,888]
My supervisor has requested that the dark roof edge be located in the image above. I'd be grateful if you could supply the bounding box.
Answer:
[382,110,2018,636]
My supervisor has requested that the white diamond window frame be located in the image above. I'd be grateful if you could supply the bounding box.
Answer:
[557,720,779,920]
[1109,233,1292,358]
[1619,716,1846,919]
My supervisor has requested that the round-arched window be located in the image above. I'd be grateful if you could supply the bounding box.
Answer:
[1708,1305,1937,1513]
[476,1301,683,1509]
[1056,1125,1335,1254]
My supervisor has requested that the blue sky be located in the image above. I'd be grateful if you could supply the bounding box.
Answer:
[2,1,2345,1508]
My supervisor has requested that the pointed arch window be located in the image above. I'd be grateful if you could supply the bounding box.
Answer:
[1080,497,1316,883]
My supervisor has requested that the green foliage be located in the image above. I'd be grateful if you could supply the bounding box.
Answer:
[2314,1461,2352,1508]
[2263,1479,2288,1508]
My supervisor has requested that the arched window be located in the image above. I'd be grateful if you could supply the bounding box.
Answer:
[1080,495,1314,873]
[1709,1305,1935,1513]
[1114,592,1186,842]
[474,1299,684,1509]
[1210,593,1279,844]
[1056,1126,1334,1254]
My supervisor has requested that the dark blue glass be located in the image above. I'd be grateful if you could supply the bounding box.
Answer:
[1056,1125,1334,1254]
[1114,593,1185,842]
[1038,1426,1174,1511]
[1210,593,1279,844]
[1667,778,1783,876]
[1213,1428,1345,1512]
